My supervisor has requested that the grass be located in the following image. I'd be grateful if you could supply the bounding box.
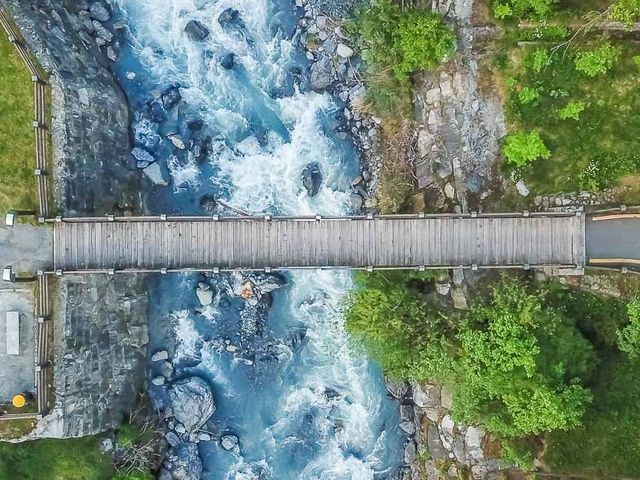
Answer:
[0,437,115,480]
[0,31,37,215]
[495,39,640,194]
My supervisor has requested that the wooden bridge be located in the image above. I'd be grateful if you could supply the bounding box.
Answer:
[49,212,586,274]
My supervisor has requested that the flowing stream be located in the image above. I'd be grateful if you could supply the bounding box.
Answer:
[111,1,406,478]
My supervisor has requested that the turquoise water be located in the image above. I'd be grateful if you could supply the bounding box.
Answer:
[111,1,406,478]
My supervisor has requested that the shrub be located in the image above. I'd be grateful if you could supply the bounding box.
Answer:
[633,55,640,69]
[574,42,622,77]
[518,86,540,105]
[112,472,155,480]
[353,0,456,81]
[618,301,640,360]
[492,0,558,19]
[526,48,551,73]
[502,131,551,167]
[609,0,640,25]
[558,101,585,121]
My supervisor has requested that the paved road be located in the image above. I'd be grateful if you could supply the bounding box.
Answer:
[0,223,53,276]
[585,216,640,265]
[0,223,51,402]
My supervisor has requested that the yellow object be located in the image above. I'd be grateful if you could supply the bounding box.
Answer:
[12,394,26,409]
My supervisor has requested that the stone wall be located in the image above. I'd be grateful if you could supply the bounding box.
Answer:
[1,0,138,216]
[35,275,148,438]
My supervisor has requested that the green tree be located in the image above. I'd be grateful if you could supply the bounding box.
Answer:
[617,301,640,360]
[609,0,640,25]
[502,131,551,167]
[353,0,456,81]
[558,101,586,121]
[574,42,622,77]
[451,281,595,437]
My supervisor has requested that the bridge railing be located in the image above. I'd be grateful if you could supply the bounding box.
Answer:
[44,210,581,223]
[0,8,51,219]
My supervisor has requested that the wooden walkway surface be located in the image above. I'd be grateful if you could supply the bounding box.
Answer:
[51,213,586,273]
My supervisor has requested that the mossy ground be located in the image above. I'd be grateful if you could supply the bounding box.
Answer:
[0,31,37,214]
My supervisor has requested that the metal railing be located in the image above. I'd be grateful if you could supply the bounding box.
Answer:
[0,8,50,219]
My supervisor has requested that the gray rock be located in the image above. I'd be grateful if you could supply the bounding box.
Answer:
[89,2,111,22]
[132,147,155,169]
[143,162,170,186]
[452,287,468,310]
[152,376,166,386]
[309,56,334,92]
[165,431,181,448]
[516,179,530,197]
[399,404,414,422]
[168,134,186,150]
[175,423,186,435]
[220,434,239,451]
[400,420,416,435]
[444,182,456,200]
[152,350,169,362]
[168,442,202,480]
[185,20,210,41]
[435,158,453,179]
[452,268,464,286]
[427,425,448,460]
[465,173,485,194]
[435,281,451,296]
[161,86,182,109]
[336,43,354,58]
[439,414,455,450]
[92,20,113,44]
[100,437,114,452]
[403,440,417,465]
[350,193,363,210]
[464,426,485,464]
[196,283,213,306]
[218,8,244,29]
[301,162,323,197]
[440,386,453,410]
[220,53,236,70]
[410,381,429,408]
[386,377,408,399]
[160,361,174,378]
[168,377,216,432]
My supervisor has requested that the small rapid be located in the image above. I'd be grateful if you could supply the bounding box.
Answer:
[111,0,406,478]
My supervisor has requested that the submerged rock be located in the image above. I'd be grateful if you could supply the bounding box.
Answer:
[143,162,170,186]
[196,283,213,306]
[220,434,239,451]
[220,53,236,70]
[168,377,216,432]
[185,20,210,41]
[161,85,182,109]
[131,147,155,169]
[89,2,111,22]
[151,350,169,362]
[218,8,244,28]
[301,162,323,197]
[186,117,204,131]
[166,442,203,480]
[199,195,217,212]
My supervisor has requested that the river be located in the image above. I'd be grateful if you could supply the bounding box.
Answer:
[110,1,406,478]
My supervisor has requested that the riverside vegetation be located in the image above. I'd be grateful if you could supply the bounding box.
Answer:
[345,272,640,475]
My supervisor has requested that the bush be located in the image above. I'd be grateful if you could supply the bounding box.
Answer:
[112,472,155,480]
[518,86,540,105]
[609,0,640,25]
[558,100,585,121]
[574,42,622,77]
[492,0,557,19]
[526,48,551,73]
[352,0,456,80]
[502,131,551,167]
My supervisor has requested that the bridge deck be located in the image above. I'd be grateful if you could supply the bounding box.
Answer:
[52,213,585,272]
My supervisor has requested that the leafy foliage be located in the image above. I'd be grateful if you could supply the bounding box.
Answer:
[353,0,456,81]
[492,0,557,19]
[518,86,540,105]
[558,100,585,121]
[574,42,622,77]
[451,281,594,437]
[609,0,640,25]
[502,131,551,167]
[526,48,551,73]
[346,277,595,438]
[112,472,155,480]
[617,300,640,359]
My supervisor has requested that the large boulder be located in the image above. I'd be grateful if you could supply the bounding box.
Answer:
[143,162,170,186]
[131,147,155,169]
[218,8,245,28]
[185,20,210,41]
[309,56,334,92]
[220,434,239,451]
[89,2,111,22]
[301,162,323,197]
[168,377,216,432]
[161,85,182,109]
